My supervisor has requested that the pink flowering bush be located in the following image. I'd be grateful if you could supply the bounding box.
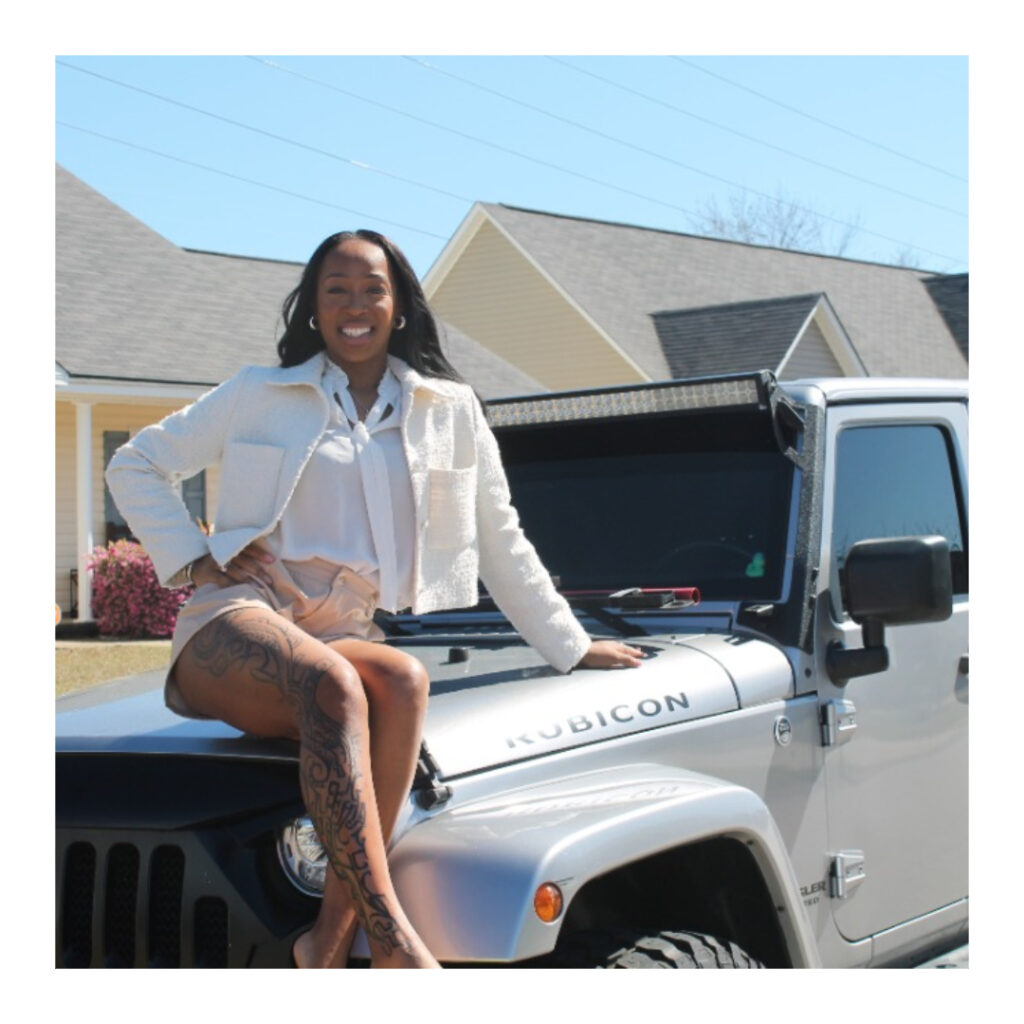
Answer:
[88,540,192,638]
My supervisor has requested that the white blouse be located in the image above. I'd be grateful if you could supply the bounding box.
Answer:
[267,358,416,612]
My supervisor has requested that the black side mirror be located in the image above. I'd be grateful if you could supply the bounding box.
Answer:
[827,536,953,684]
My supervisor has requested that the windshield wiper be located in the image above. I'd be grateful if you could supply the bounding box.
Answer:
[405,587,703,641]
[555,588,702,638]
[563,587,701,610]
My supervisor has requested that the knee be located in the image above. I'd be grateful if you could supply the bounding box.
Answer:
[376,655,430,713]
[303,658,368,725]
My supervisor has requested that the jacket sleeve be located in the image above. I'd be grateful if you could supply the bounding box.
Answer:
[105,369,249,586]
[471,398,592,673]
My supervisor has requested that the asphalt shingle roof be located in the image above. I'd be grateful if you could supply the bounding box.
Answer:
[56,166,544,398]
[57,165,291,384]
[922,273,968,362]
[652,294,823,379]
[482,203,967,380]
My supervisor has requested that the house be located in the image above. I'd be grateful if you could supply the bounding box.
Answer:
[423,203,968,391]
[55,166,544,621]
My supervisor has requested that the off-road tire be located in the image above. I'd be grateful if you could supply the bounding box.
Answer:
[553,927,764,968]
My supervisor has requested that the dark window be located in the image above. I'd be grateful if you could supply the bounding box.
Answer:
[182,469,206,529]
[832,424,968,599]
[502,411,795,601]
[103,431,132,544]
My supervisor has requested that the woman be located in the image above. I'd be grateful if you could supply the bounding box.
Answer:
[106,229,644,969]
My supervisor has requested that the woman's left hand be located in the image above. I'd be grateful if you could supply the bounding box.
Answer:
[577,640,646,669]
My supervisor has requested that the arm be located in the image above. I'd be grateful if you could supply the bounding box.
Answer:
[471,399,643,673]
[105,370,248,586]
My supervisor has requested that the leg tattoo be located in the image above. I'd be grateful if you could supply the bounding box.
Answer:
[190,613,414,956]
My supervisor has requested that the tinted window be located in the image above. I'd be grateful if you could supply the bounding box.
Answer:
[832,424,967,596]
[182,469,206,528]
[505,450,794,600]
[103,431,132,544]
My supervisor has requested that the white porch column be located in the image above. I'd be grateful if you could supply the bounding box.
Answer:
[75,401,94,621]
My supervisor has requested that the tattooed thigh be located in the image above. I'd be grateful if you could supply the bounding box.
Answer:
[175,609,347,732]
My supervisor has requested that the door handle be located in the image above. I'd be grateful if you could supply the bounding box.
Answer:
[955,654,969,704]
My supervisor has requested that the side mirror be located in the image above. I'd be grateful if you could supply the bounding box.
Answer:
[827,536,953,684]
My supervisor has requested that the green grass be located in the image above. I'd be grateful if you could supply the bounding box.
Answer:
[56,639,171,697]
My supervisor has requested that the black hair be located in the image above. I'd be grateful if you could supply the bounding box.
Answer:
[277,229,465,384]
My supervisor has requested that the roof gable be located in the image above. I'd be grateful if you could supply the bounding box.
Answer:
[425,209,649,389]
[653,293,824,378]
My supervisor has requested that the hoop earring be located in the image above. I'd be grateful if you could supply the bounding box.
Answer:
[394,315,407,331]
[308,315,319,332]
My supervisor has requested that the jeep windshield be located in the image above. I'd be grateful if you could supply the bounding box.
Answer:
[499,402,796,603]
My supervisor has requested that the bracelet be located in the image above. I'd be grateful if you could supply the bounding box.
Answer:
[184,559,196,586]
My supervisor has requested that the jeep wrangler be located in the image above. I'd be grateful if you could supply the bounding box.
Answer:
[55,371,968,968]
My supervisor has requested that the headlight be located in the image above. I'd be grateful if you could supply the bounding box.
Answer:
[277,817,327,896]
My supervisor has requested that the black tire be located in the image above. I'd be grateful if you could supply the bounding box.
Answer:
[553,927,764,969]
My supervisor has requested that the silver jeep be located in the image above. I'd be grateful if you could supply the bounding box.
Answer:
[56,371,968,968]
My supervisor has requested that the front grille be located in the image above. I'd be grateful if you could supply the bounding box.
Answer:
[61,842,95,968]
[104,843,140,967]
[148,845,185,968]
[194,897,230,968]
[57,839,228,968]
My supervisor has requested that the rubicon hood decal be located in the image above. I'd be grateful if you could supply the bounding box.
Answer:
[503,690,695,750]
[422,638,755,777]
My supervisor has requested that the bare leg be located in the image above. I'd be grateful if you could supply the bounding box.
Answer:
[174,609,439,968]
[294,639,430,968]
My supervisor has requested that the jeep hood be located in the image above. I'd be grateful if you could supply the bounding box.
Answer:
[55,632,793,774]
[422,632,793,777]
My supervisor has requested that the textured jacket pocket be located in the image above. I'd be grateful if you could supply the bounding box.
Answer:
[426,466,477,549]
[215,442,285,530]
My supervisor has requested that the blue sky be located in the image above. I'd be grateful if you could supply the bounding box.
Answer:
[55,54,967,279]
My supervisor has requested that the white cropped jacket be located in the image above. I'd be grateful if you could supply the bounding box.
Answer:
[105,353,592,673]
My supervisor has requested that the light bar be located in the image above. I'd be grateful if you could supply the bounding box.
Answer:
[487,373,768,428]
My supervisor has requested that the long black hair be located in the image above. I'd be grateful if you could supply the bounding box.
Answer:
[277,229,465,384]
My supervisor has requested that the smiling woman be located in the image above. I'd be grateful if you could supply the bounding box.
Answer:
[276,229,464,386]
[103,226,644,970]
[314,239,398,386]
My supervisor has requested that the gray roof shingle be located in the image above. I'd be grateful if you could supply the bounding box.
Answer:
[56,166,545,398]
[56,165,292,384]
[482,203,967,379]
[652,294,823,378]
[922,273,968,362]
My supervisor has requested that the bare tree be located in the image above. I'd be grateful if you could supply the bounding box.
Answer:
[888,246,928,269]
[692,188,862,257]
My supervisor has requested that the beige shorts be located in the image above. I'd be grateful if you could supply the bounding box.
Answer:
[167,557,384,718]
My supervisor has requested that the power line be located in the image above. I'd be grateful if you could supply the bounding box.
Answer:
[261,56,962,265]
[55,59,473,207]
[246,55,711,223]
[545,56,965,218]
[56,56,966,267]
[671,56,968,183]
[55,121,451,240]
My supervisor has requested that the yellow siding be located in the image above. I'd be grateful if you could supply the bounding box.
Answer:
[430,220,645,390]
[56,399,220,613]
[780,320,845,379]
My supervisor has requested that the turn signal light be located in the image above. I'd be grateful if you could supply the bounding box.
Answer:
[533,882,564,922]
